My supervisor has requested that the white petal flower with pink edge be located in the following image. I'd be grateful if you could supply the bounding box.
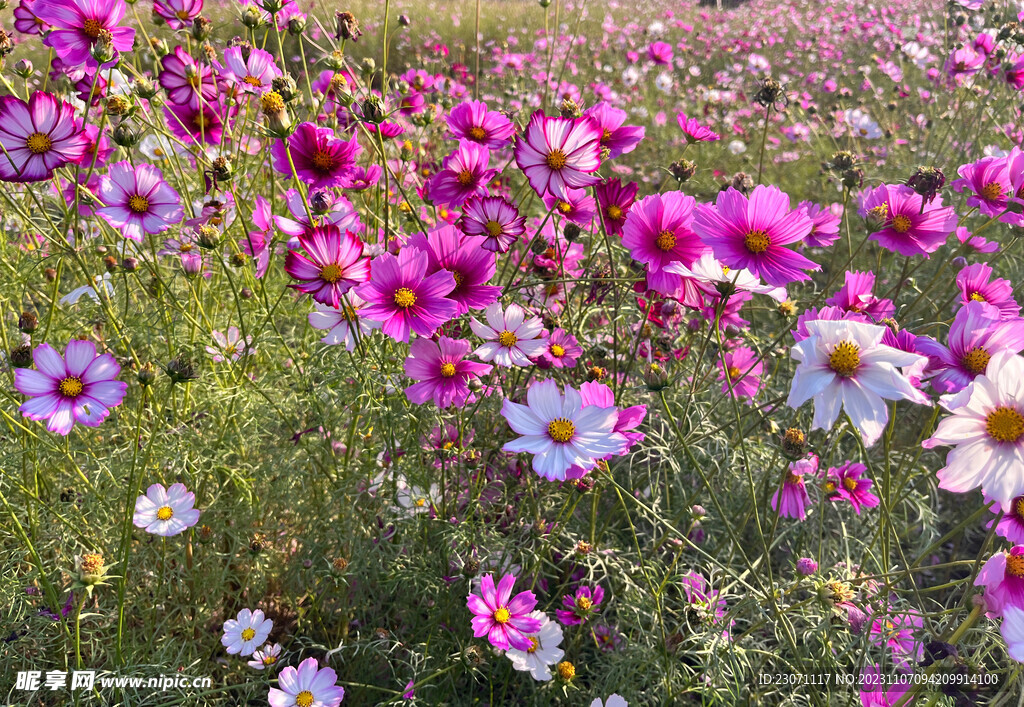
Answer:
[470,302,548,367]
[132,483,200,537]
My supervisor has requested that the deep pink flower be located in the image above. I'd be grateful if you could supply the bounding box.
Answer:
[622,192,706,294]
[826,271,895,321]
[537,329,582,369]
[988,495,1024,543]
[14,0,48,35]
[824,462,879,515]
[96,161,184,242]
[272,122,361,190]
[975,546,1024,618]
[955,226,999,253]
[159,47,217,107]
[718,345,763,400]
[355,247,458,343]
[466,573,543,651]
[583,102,645,159]
[458,196,525,254]
[542,187,596,226]
[648,41,673,64]
[163,101,227,146]
[446,100,515,149]
[798,201,842,248]
[284,226,370,307]
[514,111,602,198]
[952,155,1013,217]
[405,225,500,315]
[0,93,89,183]
[869,612,923,666]
[427,141,495,208]
[240,196,272,279]
[403,336,492,409]
[37,0,135,68]
[595,179,638,236]
[695,186,817,288]
[218,46,281,94]
[676,112,720,143]
[772,456,816,520]
[956,262,1019,318]
[14,340,127,436]
[153,0,202,29]
[555,585,604,626]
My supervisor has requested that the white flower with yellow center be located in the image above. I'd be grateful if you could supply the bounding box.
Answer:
[787,319,930,447]
[505,611,564,681]
[221,608,274,656]
[132,482,201,537]
[470,302,547,367]
[396,482,440,516]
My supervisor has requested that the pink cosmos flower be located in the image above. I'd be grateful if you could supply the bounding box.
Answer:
[470,303,547,367]
[37,0,135,68]
[718,345,763,400]
[924,351,1024,510]
[275,189,361,238]
[95,161,184,242]
[446,100,515,149]
[153,0,202,29]
[537,329,582,369]
[159,47,217,107]
[824,461,880,515]
[555,585,604,626]
[240,196,272,279]
[542,187,597,226]
[355,247,458,343]
[403,336,492,409]
[988,494,1024,543]
[218,46,280,94]
[975,546,1024,618]
[501,379,626,480]
[859,664,910,706]
[514,111,602,198]
[284,226,370,308]
[648,41,673,64]
[583,102,645,159]
[458,196,526,254]
[869,612,923,666]
[466,573,543,651]
[405,225,500,315]
[14,0,48,35]
[427,141,496,208]
[247,643,282,670]
[267,657,345,707]
[956,262,1020,318]
[0,93,89,183]
[955,226,999,253]
[1001,605,1024,663]
[915,301,1024,393]
[826,271,895,321]
[797,201,842,248]
[163,101,227,146]
[206,327,254,363]
[307,296,380,350]
[858,184,957,257]
[132,483,201,537]
[622,192,706,294]
[14,340,127,436]
[272,122,361,190]
[772,456,816,520]
[595,179,638,236]
[694,185,817,288]
[952,155,1013,217]
[676,113,720,143]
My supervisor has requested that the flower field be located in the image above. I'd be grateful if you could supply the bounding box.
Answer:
[2,0,1024,704]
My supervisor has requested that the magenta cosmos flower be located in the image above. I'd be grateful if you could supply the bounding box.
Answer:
[133,483,200,537]
[159,47,218,107]
[14,340,127,436]
[501,379,626,480]
[427,141,496,208]
[163,101,227,146]
[153,0,202,29]
[952,155,1013,218]
[405,225,500,315]
[403,336,492,409]
[556,585,604,626]
[718,345,763,400]
[798,201,842,248]
[988,494,1024,543]
[858,184,957,257]
[957,262,1020,319]
[219,46,281,94]
[0,93,88,183]
[676,112,720,143]
[595,178,638,236]
[467,573,543,651]
[514,111,602,199]
[284,226,370,308]
[268,657,345,707]
[622,192,706,293]
[355,247,458,343]
[583,102,645,159]
[694,185,817,288]
[272,122,361,190]
[96,161,184,242]
[446,100,515,149]
[772,456,816,520]
[975,546,1024,618]
[37,0,135,68]
[458,196,526,254]
[537,329,582,369]
[824,461,879,515]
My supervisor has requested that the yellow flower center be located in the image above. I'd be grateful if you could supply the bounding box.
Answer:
[970,292,987,302]
[606,205,623,221]
[961,347,990,374]
[243,75,262,87]
[319,263,344,283]
[176,9,190,19]
[393,287,417,308]
[26,132,52,154]
[824,481,836,494]
[295,690,314,707]
[262,655,277,666]
[414,498,426,507]
[192,112,208,130]
[601,128,612,143]
[440,362,456,378]
[868,204,889,220]
[545,149,568,170]
[311,149,335,172]
[526,636,539,653]
[241,628,256,641]
[986,406,1024,443]
[980,182,1003,201]
[468,126,486,140]
[577,596,592,611]
[58,377,84,398]
[743,229,771,254]
[260,91,285,115]
[655,229,677,251]
[128,195,149,213]
[547,418,575,443]
[1016,497,1024,518]
[456,169,474,186]
[557,661,575,680]
[1006,553,1024,578]
[843,476,858,492]
[451,271,464,288]
[498,330,518,347]
[550,344,566,358]
[484,220,503,237]
[828,340,860,377]
[557,201,572,214]
[890,214,912,233]
[493,607,510,624]
[83,17,102,38]
[156,506,174,521]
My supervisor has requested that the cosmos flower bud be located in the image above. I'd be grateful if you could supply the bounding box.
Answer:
[260,0,284,13]
[644,362,669,391]
[796,558,818,576]
[559,98,582,118]
[539,0,552,6]
[556,661,576,681]
[669,159,697,183]
[91,31,116,64]
[360,94,385,124]
[137,362,156,386]
[18,311,37,334]
[360,57,377,78]
[335,11,362,41]
[828,150,856,172]
[309,190,334,214]
[165,355,199,384]
[10,343,32,368]
[103,256,118,272]
[271,75,298,102]
[287,15,307,35]
[398,14,410,26]
[106,95,130,117]
[842,167,864,189]
[781,427,807,458]
[192,15,212,41]
[122,257,139,272]
[241,6,263,28]
[321,50,345,71]
[332,557,349,573]
[13,58,32,78]
[906,165,945,204]
[563,223,582,242]
[149,36,168,57]
[196,225,221,250]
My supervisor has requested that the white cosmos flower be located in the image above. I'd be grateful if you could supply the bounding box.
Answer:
[665,252,788,302]
[1002,605,1024,663]
[308,295,381,350]
[787,319,930,447]
[247,643,282,670]
[923,351,1024,510]
[470,302,547,367]
[844,108,882,139]
[61,273,114,305]
[502,379,626,481]
[505,611,564,681]
[396,482,440,515]
[132,483,201,537]
[591,696,628,707]
[221,609,274,656]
